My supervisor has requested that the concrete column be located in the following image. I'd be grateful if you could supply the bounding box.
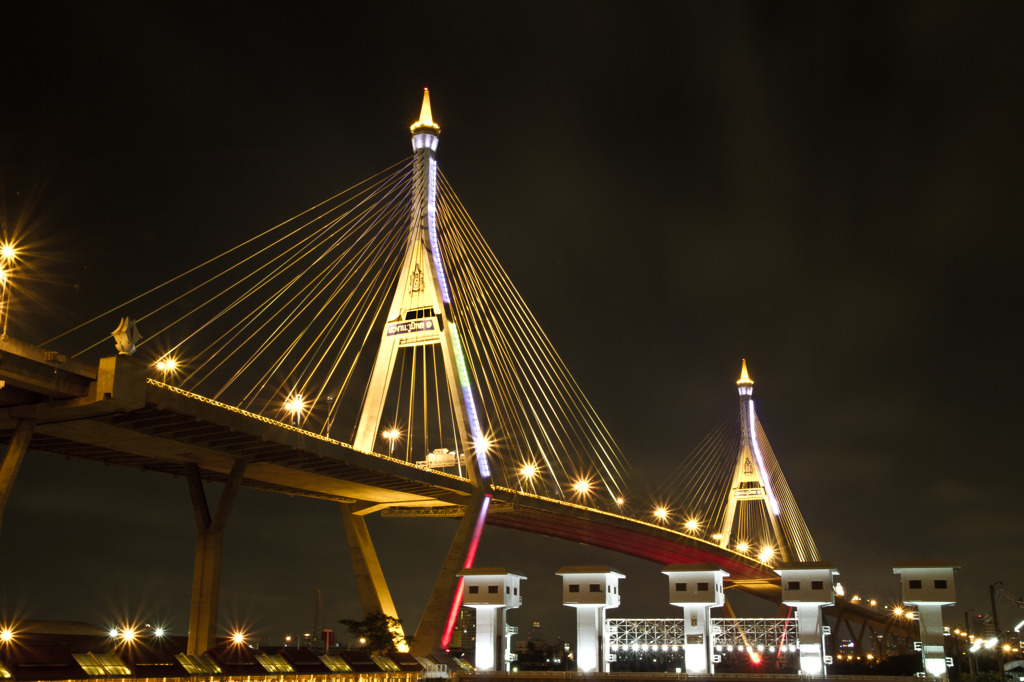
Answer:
[894,561,959,680]
[557,566,624,673]
[0,418,35,532]
[340,504,405,644]
[185,459,246,655]
[412,492,490,656]
[776,561,838,676]
[663,564,728,674]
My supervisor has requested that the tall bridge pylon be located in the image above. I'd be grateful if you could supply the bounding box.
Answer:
[716,360,818,563]
[342,89,492,656]
[352,89,488,486]
[718,359,789,559]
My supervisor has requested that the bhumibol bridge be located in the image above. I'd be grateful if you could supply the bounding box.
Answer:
[1,91,832,659]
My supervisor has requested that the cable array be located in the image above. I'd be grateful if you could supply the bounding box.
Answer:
[47,153,816,560]
[437,173,631,501]
[50,158,634,497]
[650,407,819,562]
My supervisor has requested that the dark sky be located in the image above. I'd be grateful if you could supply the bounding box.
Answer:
[2,2,1023,645]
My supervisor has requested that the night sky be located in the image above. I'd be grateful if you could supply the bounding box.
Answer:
[2,2,1023,646]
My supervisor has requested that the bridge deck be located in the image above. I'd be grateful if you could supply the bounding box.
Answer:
[1,339,781,594]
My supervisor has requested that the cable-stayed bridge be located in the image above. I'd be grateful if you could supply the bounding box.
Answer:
[0,91,825,658]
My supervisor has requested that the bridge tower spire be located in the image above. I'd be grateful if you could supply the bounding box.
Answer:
[718,360,791,561]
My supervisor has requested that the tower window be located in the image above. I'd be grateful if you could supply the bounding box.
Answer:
[676,583,687,592]
[934,580,948,589]
[909,580,922,589]
[811,581,824,590]
[569,584,580,593]
[787,581,800,591]
[697,583,709,592]
[589,584,602,593]
[488,585,499,594]
[468,586,479,594]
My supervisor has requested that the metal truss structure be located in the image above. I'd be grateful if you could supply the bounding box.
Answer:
[607,619,687,650]
[711,618,799,652]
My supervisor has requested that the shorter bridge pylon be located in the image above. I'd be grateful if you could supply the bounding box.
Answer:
[715,360,819,564]
[718,359,789,559]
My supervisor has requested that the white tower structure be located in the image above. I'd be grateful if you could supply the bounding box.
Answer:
[457,568,526,672]
[719,359,790,560]
[557,566,623,673]
[662,564,729,674]
[894,561,959,680]
[776,561,838,676]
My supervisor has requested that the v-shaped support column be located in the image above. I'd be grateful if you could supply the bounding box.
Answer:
[340,503,406,645]
[186,459,247,654]
[0,418,35,532]
[412,491,490,656]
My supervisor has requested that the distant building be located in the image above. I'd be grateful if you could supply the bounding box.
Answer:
[449,608,476,651]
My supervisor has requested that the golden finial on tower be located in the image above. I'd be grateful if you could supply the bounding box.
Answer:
[737,358,754,387]
[410,87,441,134]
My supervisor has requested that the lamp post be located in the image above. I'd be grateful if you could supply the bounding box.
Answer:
[519,463,538,493]
[0,241,18,337]
[382,428,400,457]
[155,357,178,381]
[284,393,305,426]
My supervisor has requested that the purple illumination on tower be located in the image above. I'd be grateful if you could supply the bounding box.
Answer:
[426,157,451,304]
[748,401,781,516]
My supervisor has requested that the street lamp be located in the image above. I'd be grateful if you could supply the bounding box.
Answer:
[0,240,18,337]
[382,428,401,456]
[571,477,592,498]
[155,356,179,380]
[284,393,305,426]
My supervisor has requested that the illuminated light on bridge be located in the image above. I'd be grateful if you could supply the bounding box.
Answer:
[757,546,775,563]
[571,477,593,496]
[448,321,490,479]
[154,356,179,377]
[231,631,246,645]
[747,401,781,517]
[382,427,401,456]
[0,627,14,643]
[283,393,306,424]
[0,239,19,337]
[440,494,492,649]
[684,517,700,533]
[653,506,669,522]
[736,541,750,553]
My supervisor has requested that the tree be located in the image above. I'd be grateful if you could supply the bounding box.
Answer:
[339,612,411,656]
